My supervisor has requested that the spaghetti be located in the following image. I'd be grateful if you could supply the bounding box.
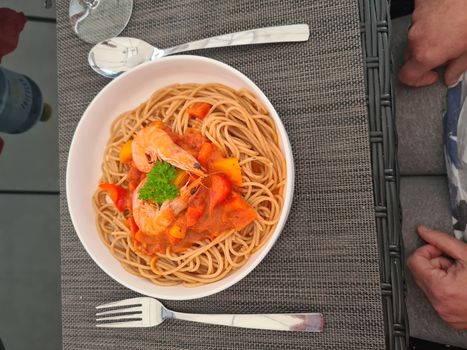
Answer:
[93,83,286,286]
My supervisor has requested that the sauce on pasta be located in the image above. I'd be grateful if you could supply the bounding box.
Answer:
[93,83,286,286]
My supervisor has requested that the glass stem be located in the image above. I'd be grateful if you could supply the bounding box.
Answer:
[84,0,99,8]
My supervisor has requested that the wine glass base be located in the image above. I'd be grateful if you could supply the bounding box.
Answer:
[69,0,133,44]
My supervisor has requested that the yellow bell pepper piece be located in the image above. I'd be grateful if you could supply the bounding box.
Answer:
[210,157,243,186]
[119,140,133,164]
[169,225,186,239]
[173,170,189,187]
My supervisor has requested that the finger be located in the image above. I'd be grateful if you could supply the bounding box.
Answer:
[411,243,443,260]
[403,38,412,62]
[407,244,442,282]
[451,321,467,332]
[417,225,467,260]
[444,52,467,86]
[407,244,451,298]
[430,257,453,271]
[407,247,441,293]
[398,59,439,87]
[403,46,411,62]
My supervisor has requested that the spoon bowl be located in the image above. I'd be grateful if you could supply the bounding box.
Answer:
[88,37,158,78]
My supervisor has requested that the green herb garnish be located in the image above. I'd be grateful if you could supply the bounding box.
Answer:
[138,161,179,204]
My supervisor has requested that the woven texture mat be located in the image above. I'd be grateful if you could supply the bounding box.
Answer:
[58,1,385,349]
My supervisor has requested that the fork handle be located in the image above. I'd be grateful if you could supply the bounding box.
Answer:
[162,24,310,56]
[167,311,324,332]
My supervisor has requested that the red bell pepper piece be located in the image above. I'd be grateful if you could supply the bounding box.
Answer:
[99,182,127,212]
[187,102,212,119]
[186,206,205,227]
[209,175,232,212]
[222,193,257,231]
[197,142,214,168]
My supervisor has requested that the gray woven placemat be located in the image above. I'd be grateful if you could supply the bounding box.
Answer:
[57,1,386,349]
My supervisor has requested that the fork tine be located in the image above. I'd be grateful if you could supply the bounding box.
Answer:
[96,314,142,322]
[96,306,142,317]
[96,320,144,328]
[96,297,144,309]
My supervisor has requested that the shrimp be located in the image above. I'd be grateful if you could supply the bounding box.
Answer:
[132,123,204,176]
[132,177,203,236]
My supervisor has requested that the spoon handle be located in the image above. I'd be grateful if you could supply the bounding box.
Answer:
[162,24,309,56]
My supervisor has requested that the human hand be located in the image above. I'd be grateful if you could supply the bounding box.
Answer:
[398,0,467,87]
[407,226,467,330]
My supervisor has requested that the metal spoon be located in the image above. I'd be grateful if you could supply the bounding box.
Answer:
[88,24,310,78]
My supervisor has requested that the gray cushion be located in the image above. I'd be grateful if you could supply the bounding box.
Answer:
[393,16,446,176]
[394,16,467,347]
[401,176,467,347]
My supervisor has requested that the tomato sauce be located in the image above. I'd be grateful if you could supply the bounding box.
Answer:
[130,126,256,255]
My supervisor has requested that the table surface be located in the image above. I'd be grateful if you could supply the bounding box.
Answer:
[57,1,386,349]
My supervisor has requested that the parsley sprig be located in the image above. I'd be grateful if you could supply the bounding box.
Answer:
[138,162,179,204]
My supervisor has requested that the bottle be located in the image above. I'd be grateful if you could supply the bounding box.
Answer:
[0,66,51,134]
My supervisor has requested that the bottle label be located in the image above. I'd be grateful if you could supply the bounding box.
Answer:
[0,68,34,133]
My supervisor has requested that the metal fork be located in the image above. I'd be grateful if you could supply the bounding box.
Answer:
[96,297,324,332]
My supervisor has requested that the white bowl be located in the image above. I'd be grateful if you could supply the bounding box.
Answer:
[66,56,294,300]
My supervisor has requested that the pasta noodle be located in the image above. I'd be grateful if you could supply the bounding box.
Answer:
[92,83,286,286]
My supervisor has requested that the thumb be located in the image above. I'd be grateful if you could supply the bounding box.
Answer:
[417,225,467,261]
[407,244,446,294]
[444,52,467,86]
